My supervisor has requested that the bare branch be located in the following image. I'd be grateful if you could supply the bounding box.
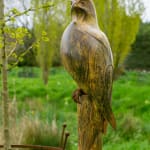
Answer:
[5,3,54,23]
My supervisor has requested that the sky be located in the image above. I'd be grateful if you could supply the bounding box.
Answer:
[4,0,150,23]
[142,0,150,22]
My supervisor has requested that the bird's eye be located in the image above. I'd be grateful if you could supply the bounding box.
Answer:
[80,1,85,5]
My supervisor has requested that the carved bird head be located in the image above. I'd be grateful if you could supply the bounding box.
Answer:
[71,0,97,24]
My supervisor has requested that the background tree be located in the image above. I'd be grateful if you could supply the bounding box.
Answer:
[0,4,32,150]
[0,1,54,149]
[125,22,150,70]
[94,0,144,78]
[32,0,69,85]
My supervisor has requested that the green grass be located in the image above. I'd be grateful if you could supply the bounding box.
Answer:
[0,67,150,149]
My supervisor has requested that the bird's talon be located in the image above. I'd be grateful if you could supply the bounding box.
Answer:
[72,89,86,104]
[78,96,82,104]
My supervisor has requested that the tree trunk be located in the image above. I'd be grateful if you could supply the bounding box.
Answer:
[42,68,49,85]
[0,0,11,150]
[78,95,103,150]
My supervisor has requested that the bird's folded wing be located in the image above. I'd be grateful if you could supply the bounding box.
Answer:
[78,25,111,50]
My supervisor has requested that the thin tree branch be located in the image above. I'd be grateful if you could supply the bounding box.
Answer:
[9,44,33,69]
[7,41,18,58]
[5,4,54,23]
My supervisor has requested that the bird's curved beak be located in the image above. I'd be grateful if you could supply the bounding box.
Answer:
[71,0,79,9]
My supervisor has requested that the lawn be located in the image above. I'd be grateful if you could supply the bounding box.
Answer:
[0,67,150,150]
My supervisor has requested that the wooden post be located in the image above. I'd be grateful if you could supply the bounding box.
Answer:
[0,0,11,150]
[77,96,102,150]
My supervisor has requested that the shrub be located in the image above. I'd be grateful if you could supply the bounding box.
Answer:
[20,118,61,149]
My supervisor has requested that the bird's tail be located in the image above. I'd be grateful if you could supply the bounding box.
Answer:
[102,105,116,134]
